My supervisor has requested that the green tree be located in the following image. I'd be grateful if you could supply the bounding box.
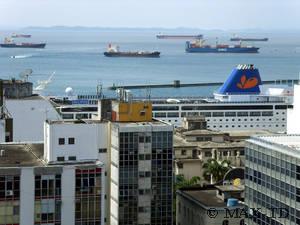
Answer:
[173,174,201,223]
[202,159,231,184]
[175,174,201,189]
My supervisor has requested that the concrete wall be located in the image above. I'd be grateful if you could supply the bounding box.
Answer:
[20,168,35,225]
[288,85,300,134]
[110,125,119,225]
[61,166,75,225]
[45,122,108,162]
[3,81,32,99]
[6,98,61,142]
[175,160,203,180]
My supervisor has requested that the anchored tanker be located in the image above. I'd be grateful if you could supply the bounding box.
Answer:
[104,44,160,58]
[230,37,269,42]
[156,34,203,40]
[0,37,46,49]
[185,39,259,53]
[11,34,31,38]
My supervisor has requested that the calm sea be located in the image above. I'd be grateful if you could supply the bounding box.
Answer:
[0,28,300,97]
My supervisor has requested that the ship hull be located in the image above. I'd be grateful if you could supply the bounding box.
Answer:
[11,35,32,38]
[104,51,160,58]
[186,47,259,53]
[230,38,268,42]
[156,35,203,40]
[0,43,46,48]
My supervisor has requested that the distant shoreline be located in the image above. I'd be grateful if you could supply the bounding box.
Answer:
[0,26,300,34]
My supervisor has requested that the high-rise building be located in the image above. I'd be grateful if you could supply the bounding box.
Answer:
[110,122,173,225]
[245,135,300,225]
[109,99,173,225]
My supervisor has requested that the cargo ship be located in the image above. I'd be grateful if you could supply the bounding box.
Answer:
[104,44,160,58]
[185,39,259,53]
[156,34,203,40]
[11,34,31,38]
[0,38,46,49]
[230,37,268,42]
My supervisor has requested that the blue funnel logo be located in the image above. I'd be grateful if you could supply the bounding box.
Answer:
[218,65,262,94]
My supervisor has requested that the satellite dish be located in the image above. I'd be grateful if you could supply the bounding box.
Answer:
[19,69,33,82]
[65,87,74,96]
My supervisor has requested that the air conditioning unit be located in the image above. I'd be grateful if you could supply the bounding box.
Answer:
[6,190,13,196]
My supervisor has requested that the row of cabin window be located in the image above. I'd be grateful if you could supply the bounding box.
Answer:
[58,137,75,145]
[208,124,285,129]
[57,156,76,161]
[154,111,285,118]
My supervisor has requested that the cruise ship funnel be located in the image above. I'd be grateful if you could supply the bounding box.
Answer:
[217,64,262,95]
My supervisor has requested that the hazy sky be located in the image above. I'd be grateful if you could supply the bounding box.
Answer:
[1,0,300,29]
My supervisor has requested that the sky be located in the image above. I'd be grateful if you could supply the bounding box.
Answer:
[1,0,300,30]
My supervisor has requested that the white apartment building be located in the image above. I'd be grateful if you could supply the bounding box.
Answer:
[44,120,109,163]
[0,143,106,225]
[245,135,300,225]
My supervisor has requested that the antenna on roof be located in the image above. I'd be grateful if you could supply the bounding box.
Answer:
[145,86,151,102]
[19,69,33,82]
[96,81,103,99]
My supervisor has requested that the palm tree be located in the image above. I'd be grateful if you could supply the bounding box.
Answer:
[175,175,201,189]
[202,159,231,184]
[173,175,201,222]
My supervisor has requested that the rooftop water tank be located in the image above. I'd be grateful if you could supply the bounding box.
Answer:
[227,198,238,207]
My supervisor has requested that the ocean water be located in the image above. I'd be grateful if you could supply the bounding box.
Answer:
[0,28,300,97]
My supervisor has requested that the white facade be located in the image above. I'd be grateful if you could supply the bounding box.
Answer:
[6,98,61,142]
[20,168,35,225]
[288,84,300,134]
[0,163,105,225]
[44,121,109,163]
[61,166,75,225]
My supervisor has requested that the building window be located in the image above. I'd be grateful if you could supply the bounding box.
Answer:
[0,175,20,224]
[68,137,75,145]
[58,138,65,145]
[98,148,107,153]
[75,168,102,223]
[177,162,183,169]
[68,156,76,161]
[181,150,186,155]
[204,151,212,157]
[222,220,229,225]
[62,114,74,119]
[139,136,144,143]
[34,174,61,224]
[145,136,151,143]
[57,157,65,161]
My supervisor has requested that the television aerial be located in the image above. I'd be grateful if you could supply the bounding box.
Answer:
[19,69,33,82]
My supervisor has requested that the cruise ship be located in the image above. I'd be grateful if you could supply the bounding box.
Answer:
[50,65,293,132]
